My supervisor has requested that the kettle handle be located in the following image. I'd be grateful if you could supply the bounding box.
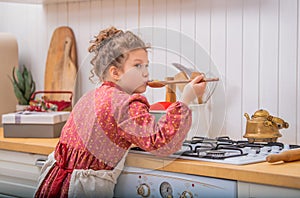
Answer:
[244,113,250,120]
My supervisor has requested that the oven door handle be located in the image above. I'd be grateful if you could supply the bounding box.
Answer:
[35,158,47,168]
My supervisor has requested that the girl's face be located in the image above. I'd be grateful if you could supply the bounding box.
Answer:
[117,49,149,94]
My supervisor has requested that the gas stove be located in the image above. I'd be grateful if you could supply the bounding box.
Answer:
[130,136,300,165]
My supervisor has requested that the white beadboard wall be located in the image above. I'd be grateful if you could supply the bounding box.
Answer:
[0,0,299,144]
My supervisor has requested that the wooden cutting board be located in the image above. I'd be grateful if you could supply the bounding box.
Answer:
[44,26,77,101]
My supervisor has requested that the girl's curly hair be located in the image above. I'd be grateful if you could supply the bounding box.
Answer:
[88,26,148,83]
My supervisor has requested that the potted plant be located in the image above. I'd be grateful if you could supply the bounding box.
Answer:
[8,65,36,110]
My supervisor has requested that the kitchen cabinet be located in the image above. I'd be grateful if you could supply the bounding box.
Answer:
[0,149,47,198]
[238,181,300,198]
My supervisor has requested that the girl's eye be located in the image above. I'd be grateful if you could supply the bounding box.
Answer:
[135,64,149,68]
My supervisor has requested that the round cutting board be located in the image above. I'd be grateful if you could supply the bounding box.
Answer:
[44,26,77,101]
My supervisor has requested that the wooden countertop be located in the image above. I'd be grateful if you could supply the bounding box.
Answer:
[0,128,299,189]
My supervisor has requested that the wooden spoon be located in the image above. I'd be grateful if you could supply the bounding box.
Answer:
[147,77,219,88]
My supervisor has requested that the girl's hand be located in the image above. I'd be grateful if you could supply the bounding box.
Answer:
[180,74,207,105]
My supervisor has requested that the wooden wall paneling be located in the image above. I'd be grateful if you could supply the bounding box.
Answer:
[45,3,59,91]
[126,0,138,29]
[46,3,58,48]
[81,0,102,98]
[0,3,17,32]
[210,0,227,137]
[114,0,126,30]
[57,2,68,26]
[90,0,102,36]
[242,0,260,134]
[19,4,31,66]
[151,0,167,103]
[166,0,180,70]
[9,4,31,67]
[77,1,92,97]
[298,0,300,145]
[67,2,80,101]
[35,5,48,90]
[195,0,211,69]
[226,0,243,139]
[87,0,111,99]
[278,0,298,144]
[259,0,279,112]
[101,0,114,29]
[180,0,196,71]
[26,4,44,91]
[0,3,11,31]
[139,0,154,102]
[67,2,80,37]
[139,0,153,27]
[165,0,180,103]
[195,0,216,138]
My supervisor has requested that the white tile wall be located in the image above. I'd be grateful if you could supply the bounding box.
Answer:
[0,0,299,144]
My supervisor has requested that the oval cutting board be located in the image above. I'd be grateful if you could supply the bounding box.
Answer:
[44,26,77,101]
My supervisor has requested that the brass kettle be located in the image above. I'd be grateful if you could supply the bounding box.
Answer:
[243,109,289,143]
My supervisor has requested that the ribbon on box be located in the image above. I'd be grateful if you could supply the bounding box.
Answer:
[14,114,22,124]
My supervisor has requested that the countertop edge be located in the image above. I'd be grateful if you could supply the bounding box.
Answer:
[125,152,300,189]
[0,141,54,155]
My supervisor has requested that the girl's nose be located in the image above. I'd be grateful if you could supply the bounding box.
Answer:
[142,66,149,77]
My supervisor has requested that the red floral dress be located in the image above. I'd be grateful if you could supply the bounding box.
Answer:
[35,81,191,198]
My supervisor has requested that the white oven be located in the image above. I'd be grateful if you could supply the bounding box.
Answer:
[114,166,236,198]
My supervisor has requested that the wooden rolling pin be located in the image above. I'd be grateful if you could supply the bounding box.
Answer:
[266,148,300,163]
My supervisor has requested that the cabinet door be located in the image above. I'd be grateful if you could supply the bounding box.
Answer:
[0,150,47,198]
[238,181,300,198]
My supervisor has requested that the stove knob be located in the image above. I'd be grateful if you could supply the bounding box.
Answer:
[137,183,150,197]
[180,190,193,198]
[160,182,173,198]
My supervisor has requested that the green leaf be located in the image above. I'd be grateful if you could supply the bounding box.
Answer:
[24,68,31,101]
[16,67,25,92]
[8,76,27,105]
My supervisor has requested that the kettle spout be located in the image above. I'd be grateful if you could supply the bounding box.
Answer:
[244,113,250,120]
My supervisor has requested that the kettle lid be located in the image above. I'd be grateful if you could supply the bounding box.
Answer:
[252,109,269,118]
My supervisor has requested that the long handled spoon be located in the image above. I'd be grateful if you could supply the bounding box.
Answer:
[147,77,219,88]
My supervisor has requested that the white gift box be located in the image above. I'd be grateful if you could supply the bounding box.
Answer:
[2,111,70,138]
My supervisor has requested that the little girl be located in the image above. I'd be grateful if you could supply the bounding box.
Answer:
[34,26,206,198]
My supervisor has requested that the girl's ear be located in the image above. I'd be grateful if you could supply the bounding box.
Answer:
[108,66,121,81]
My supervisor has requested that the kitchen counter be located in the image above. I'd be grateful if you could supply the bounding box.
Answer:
[0,128,58,155]
[0,128,299,190]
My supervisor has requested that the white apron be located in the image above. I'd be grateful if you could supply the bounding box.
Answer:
[35,150,128,198]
